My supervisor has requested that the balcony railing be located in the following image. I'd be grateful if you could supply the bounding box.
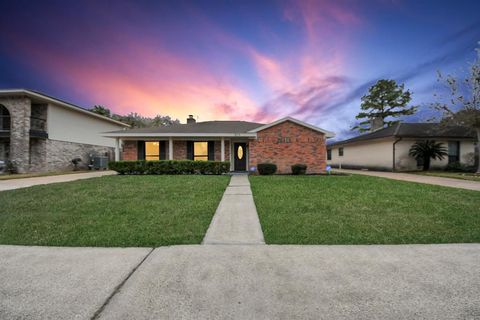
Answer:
[30,117,48,138]
[30,117,47,131]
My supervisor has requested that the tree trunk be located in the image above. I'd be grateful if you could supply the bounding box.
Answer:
[423,157,430,171]
[476,128,480,173]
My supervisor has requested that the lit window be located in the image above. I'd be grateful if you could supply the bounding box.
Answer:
[194,142,208,161]
[237,145,244,159]
[145,141,160,160]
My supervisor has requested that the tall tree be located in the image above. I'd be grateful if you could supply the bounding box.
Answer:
[352,79,417,132]
[432,45,480,173]
[90,105,111,117]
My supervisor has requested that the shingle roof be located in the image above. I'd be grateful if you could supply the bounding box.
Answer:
[328,123,476,147]
[105,120,264,134]
[0,89,129,127]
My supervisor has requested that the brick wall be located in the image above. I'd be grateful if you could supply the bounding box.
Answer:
[249,121,327,174]
[122,139,231,162]
[213,140,230,161]
[173,140,187,159]
[122,140,137,160]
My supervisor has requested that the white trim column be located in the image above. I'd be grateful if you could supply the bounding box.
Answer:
[169,138,173,160]
[221,137,225,162]
[114,138,120,161]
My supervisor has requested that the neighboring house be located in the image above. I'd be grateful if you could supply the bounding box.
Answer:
[105,116,335,173]
[0,89,129,173]
[327,123,477,171]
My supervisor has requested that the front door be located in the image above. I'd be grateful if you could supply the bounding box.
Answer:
[234,143,247,171]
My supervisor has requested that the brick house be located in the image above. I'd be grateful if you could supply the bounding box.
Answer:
[105,116,335,173]
[0,89,129,173]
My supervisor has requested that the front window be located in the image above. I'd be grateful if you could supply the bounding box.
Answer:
[145,141,160,160]
[448,141,460,163]
[194,142,208,161]
[338,147,344,157]
[327,149,332,160]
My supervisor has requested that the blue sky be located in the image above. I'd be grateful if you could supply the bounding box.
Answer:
[0,0,479,138]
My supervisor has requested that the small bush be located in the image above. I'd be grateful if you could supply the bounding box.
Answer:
[445,161,474,173]
[257,163,277,175]
[291,163,307,175]
[108,160,230,175]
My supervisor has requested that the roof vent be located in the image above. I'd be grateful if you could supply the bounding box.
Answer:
[187,115,196,124]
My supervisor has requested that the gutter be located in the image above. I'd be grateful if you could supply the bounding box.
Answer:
[392,137,402,172]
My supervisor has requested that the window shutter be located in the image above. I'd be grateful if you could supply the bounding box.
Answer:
[208,141,215,161]
[137,141,145,160]
[186,141,194,160]
[159,141,166,160]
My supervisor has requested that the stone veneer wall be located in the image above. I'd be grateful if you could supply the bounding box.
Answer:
[29,138,47,172]
[249,121,327,174]
[0,96,31,173]
[45,139,114,171]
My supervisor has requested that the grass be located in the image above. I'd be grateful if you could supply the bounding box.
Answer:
[0,175,229,247]
[0,170,90,180]
[410,170,480,182]
[250,175,480,244]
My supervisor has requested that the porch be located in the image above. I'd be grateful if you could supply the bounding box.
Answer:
[116,138,251,172]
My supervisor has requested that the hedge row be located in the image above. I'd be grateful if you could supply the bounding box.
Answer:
[108,160,230,175]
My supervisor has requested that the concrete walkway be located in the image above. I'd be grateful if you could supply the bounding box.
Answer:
[202,175,265,245]
[0,245,151,320]
[1,244,479,319]
[0,170,116,191]
[338,169,480,191]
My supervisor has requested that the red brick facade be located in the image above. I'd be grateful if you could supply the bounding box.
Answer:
[122,140,138,160]
[120,121,327,174]
[249,120,327,173]
[122,140,230,162]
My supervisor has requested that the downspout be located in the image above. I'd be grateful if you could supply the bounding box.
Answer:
[392,137,402,172]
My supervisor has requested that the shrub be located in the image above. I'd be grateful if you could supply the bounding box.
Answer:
[108,160,230,175]
[257,163,277,175]
[445,161,474,173]
[291,163,307,175]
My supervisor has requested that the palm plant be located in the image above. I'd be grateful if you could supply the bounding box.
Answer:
[409,140,448,171]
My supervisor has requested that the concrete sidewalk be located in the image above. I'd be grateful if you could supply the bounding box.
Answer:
[0,245,151,320]
[0,170,116,191]
[338,169,480,191]
[202,175,265,245]
[99,244,480,320]
[1,244,479,319]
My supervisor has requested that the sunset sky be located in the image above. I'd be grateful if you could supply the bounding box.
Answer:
[0,0,479,138]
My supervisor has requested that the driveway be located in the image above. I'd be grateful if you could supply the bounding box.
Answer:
[0,170,116,191]
[337,169,480,191]
[1,244,479,319]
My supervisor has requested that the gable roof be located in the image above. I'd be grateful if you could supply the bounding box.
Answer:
[104,120,264,137]
[328,123,476,147]
[104,116,336,138]
[248,117,335,138]
[0,89,129,127]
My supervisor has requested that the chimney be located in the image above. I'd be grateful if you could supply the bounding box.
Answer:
[370,117,384,132]
[187,115,196,124]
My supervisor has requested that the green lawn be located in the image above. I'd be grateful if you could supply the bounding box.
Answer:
[250,175,480,244]
[411,171,480,182]
[0,175,229,247]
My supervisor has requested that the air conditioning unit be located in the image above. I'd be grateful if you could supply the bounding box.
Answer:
[93,156,108,170]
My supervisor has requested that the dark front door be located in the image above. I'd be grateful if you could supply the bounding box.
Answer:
[234,143,247,171]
